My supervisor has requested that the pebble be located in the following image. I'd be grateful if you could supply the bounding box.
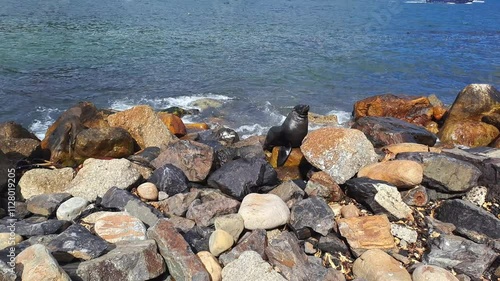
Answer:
[214,213,245,242]
[209,229,234,257]
[56,196,89,221]
[197,251,222,281]
[238,193,290,230]
[136,182,159,201]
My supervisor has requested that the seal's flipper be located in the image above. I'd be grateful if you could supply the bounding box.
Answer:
[277,145,292,167]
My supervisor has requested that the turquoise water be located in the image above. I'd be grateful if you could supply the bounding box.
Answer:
[0,0,498,138]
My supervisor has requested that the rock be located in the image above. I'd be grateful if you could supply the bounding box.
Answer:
[308,112,339,126]
[41,102,107,165]
[0,260,15,281]
[219,229,268,266]
[0,138,42,160]
[187,197,240,227]
[268,180,305,204]
[158,112,187,136]
[160,190,200,217]
[317,232,351,257]
[221,251,286,281]
[353,94,434,127]
[107,105,176,149]
[341,204,360,218]
[209,229,234,256]
[26,193,72,217]
[62,239,165,281]
[186,122,210,131]
[168,215,196,233]
[424,234,497,280]
[151,140,214,182]
[425,216,456,235]
[127,146,161,167]
[0,151,12,192]
[337,215,395,252]
[304,171,344,202]
[462,186,487,207]
[381,143,440,158]
[269,147,304,168]
[400,185,429,207]
[94,212,147,243]
[207,157,278,200]
[197,251,222,281]
[390,223,417,243]
[147,219,210,281]
[158,191,168,201]
[344,178,412,220]
[100,187,141,210]
[0,233,22,250]
[238,193,289,230]
[352,249,411,281]
[18,168,75,200]
[352,117,437,148]
[438,84,500,147]
[435,199,500,239]
[307,256,346,281]
[47,224,109,262]
[74,127,135,160]
[124,199,162,227]
[56,197,89,221]
[64,158,141,201]
[412,265,459,281]
[289,196,335,236]
[214,214,244,242]
[136,182,158,201]
[16,244,70,281]
[0,218,65,237]
[301,128,379,184]
[181,225,214,253]
[197,126,239,146]
[0,121,39,140]
[357,160,423,188]
[148,163,189,196]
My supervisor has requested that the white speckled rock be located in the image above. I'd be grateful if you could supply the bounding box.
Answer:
[64,158,141,201]
[197,251,222,281]
[412,265,459,281]
[137,182,159,201]
[238,193,290,230]
[221,251,286,281]
[18,168,75,199]
[56,197,89,221]
[94,212,147,243]
[209,229,234,257]
[463,186,487,207]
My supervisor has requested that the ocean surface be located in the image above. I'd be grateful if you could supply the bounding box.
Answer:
[0,0,499,139]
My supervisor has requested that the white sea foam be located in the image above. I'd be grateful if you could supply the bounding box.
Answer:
[326,109,353,126]
[236,123,269,139]
[29,107,60,140]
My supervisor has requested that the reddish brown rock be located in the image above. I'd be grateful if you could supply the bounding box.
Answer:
[439,120,498,147]
[353,94,433,127]
[94,212,147,243]
[158,112,187,137]
[16,244,71,281]
[357,160,423,188]
[0,137,42,160]
[74,127,135,160]
[185,122,210,132]
[107,105,176,149]
[275,166,303,181]
[147,219,210,281]
[151,140,214,182]
[269,147,304,168]
[337,215,395,251]
[304,171,344,202]
[0,121,39,140]
[382,143,440,158]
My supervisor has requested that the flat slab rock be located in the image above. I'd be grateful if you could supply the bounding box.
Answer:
[337,215,395,252]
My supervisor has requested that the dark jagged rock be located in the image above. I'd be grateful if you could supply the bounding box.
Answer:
[197,127,240,146]
[289,196,335,236]
[435,199,500,239]
[424,234,497,280]
[47,224,109,262]
[147,219,211,281]
[99,187,140,211]
[0,121,39,140]
[352,116,437,148]
[0,138,42,161]
[0,218,66,237]
[148,163,189,196]
[62,240,165,281]
[308,256,346,281]
[160,190,201,217]
[343,178,412,220]
[124,199,163,227]
[186,197,240,227]
[219,229,267,266]
[396,152,481,193]
[26,193,72,217]
[207,157,278,200]
[318,232,352,257]
[127,147,161,167]
[0,150,12,192]
[181,225,214,253]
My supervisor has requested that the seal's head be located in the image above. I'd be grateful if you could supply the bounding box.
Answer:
[293,104,309,117]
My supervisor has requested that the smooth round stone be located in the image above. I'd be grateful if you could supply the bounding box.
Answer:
[238,193,290,230]
[56,197,89,221]
[214,214,244,242]
[209,229,234,257]
[352,249,411,281]
[197,251,222,281]
[0,233,23,250]
[137,182,159,201]
[94,212,147,243]
[412,265,459,281]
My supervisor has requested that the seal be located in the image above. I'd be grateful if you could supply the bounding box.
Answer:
[264,104,309,166]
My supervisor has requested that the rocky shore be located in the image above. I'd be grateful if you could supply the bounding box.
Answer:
[0,83,499,281]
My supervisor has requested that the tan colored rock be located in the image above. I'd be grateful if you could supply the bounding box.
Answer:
[358,160,423,188]
[158,112,187,137]
[16,244,71,281]
[18,168,75,200]
[185,122,210,131]
[214,214,245,242]
[305,171,344,202]
[382,143,440,157]
[340,204,360,219]
[197,251,222,281]
[412,264,459,281]
[74,127,135,160]
[209,229,234,257]
[352,249,411,281]
[269,147,304,168]
[337,215,395,251]
[94,212,147,243]
[301,128,379,184]
[137,182,159,201]
[439,120,499,147]
[275,166,303,181]
[107,105,176,149]
[239,193,290,230]
[0,233,22,250]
